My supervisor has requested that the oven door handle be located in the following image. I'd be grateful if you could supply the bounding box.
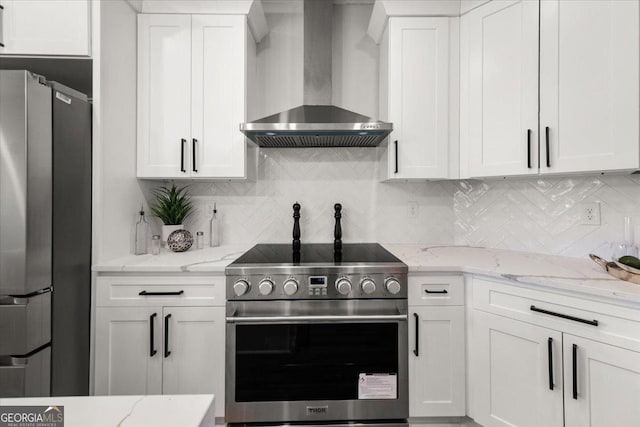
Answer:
[226,314,408,323]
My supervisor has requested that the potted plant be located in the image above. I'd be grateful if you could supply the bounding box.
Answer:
[151,184,194,243]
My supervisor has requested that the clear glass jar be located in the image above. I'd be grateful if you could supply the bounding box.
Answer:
[151,235,161,255]
[196,231,204,250]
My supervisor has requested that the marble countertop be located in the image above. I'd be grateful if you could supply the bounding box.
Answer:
[0,394,215,427]
[93,243,640,304]
[382,245,640,305]
[93,245,250,273]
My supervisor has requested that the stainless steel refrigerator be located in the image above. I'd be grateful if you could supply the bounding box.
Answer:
[0,70,91,397]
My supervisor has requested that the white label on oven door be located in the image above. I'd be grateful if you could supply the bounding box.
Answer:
[358,373,397,399]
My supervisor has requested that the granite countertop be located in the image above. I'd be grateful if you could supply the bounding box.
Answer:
[93,243,640,305]
[0,394,215,427]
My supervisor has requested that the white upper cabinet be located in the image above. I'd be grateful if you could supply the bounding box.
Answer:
[137,13,255,179]
[378,17,457,180]
[463,0,539,178]
[0,0,91,56]
[539,0,639,174]
[137,14,192,178]
[461,0,639,178]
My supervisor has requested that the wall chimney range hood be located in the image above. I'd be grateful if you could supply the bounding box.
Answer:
[240,0,392,148]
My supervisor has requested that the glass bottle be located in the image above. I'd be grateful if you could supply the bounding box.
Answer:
[196,231,204,250]
[135,207,150,255]
[210,203,220,247]
[151,235,161,255]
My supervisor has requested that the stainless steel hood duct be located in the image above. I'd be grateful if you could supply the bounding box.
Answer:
[240,0,392,147]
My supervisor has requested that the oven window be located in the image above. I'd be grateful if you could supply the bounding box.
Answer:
[235,323,398,402]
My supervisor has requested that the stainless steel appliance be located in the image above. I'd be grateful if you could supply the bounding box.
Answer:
[239,0,392,148]
[225,243,408,425]
[0,70,91,397]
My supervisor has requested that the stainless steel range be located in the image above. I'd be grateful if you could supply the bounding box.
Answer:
[225,243,408,425]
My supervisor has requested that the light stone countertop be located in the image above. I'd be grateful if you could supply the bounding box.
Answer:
[382,244,640,305]
[92,243,640,305]
[0,394,215,427]
[92,245,250,273]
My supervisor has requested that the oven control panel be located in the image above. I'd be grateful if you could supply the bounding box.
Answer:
[226,273,407,300]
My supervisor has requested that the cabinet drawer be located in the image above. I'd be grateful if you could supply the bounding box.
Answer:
[473,277,640,350]
[96,276,225,307]
[408,275,464,306]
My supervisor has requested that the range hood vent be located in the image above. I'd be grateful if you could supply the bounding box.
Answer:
[240,0,392,148]
[240,105,392,147]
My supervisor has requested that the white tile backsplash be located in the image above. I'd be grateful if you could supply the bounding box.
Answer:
[141,148,455,247]
[452,174,640,258]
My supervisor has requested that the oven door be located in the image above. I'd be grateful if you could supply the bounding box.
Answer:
[225,299,408,424]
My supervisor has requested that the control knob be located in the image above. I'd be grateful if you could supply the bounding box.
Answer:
[385,277,401,295]
[258,279,274,296]
[335,277,352,295]
[283,278,299,296]
[361,278,376,295]
[233,279,250,297]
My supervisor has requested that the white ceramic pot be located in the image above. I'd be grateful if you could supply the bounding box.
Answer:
[161,224,183,244]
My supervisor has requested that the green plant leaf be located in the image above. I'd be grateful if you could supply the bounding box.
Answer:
[151,184,193,225]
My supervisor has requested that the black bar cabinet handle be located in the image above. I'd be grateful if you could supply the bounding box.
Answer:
[149,313,157,357]
[530,305,598,326]
[192,138,198,172]
[547,337,554,390]
[180,139,187,172]
[572,344,578,399]
[545,126,551,167]
[394,140,399,174]
[527,129,532,168]
[164,314,172,358]
[425,289,448,294]
[413,313,419,357]
[139,290,184,296]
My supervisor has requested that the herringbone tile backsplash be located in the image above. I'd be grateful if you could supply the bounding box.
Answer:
[142,148,640,259]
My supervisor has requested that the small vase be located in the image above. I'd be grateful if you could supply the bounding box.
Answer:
[162,224,183,244]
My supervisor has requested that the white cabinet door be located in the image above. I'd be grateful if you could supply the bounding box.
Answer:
[384,17,450,180]
[464,0,539,178]
[191,15,247,178]
[0,0,90,56]
[473,310,563,427]
[94,307,162,396]
[539,0,639,174]
[137,14,192,178]
[409,306,465,417]
[564,334,640,427]
[162,307,225,417]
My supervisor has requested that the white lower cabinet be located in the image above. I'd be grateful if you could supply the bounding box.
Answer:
[408,275,465,417]
[471,278,640,427]
[409,305,465,416]
[564,334,640,427]
[94,275,226,418]
[95,307,163,396]
[473,310,563,427]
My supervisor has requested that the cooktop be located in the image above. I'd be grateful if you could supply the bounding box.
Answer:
[229,243,403,266]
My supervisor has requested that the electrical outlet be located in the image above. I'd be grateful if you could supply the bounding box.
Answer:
[408,201,418,218]
[581,202,601,225]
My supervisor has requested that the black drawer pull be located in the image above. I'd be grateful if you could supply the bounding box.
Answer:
[164,314,172,358]
[192,138,198,172]
[527,129,532,169]
[547,337,554,390]
[545,126,551,167]
[149,313,157,357]
[572,344,578,399]
[394,140,399,174]
[139,290,184,296]
[425,289,448,294]
[413,312,419,357]
[530,305,598,326]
